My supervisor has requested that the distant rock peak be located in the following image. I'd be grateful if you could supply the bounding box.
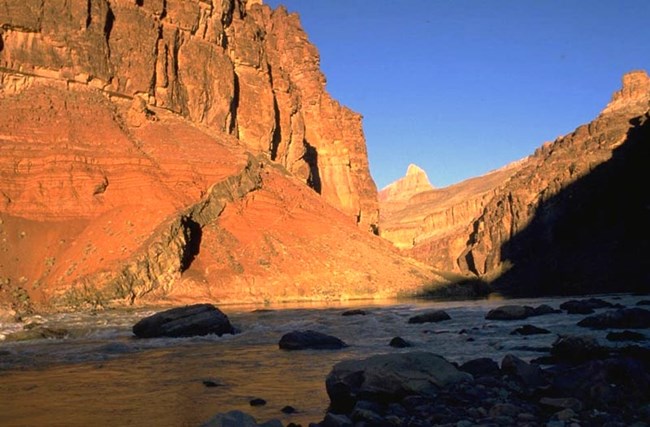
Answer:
[379,164,434,202]
[602,70,650,114]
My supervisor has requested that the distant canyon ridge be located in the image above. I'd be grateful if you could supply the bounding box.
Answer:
[0,0,648,314]
[380,70,650,296]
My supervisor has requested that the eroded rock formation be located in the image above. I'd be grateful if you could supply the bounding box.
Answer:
[0,0,444,313]
[380,70,650,295]
[0,0,378,230]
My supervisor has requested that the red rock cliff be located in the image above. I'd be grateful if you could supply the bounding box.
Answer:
[0,0,378,230]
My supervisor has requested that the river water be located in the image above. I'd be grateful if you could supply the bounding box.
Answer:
[0,294,647,427]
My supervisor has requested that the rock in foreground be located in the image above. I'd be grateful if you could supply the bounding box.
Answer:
[577,308,650,329]
[132,304,234,338]
[201,410,281,427]
[278,330,346,350]
[325,352,472,412]
[407,310,451,324]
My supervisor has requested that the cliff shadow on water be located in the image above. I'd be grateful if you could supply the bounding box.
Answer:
[491,114,650,297]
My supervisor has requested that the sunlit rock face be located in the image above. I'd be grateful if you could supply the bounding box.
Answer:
[381,71,650,295]
[0,0,378,231]
[0,0,442,312]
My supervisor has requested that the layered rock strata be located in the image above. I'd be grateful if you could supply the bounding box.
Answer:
[0,81,440,312]
[381,70,650,295]
[0,0,378,230]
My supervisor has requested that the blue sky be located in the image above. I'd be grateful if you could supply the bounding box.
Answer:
[265,1,650,189]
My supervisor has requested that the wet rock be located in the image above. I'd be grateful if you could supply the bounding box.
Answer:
[325,351,472,412]
[201,410,282,427]
[341,309,367,316]
[280,406,296,414]
[501,354,547,388]
[559,298,618,314]
[389,336,411,348]
[637,300,650,306]
[606,330,646,342]
[278,330,346,350]
[350,400,384,423]
[485,305,534,320]
[459,358,500,378]
[540,397,583,412]
[408,310,451,324]
[489,403,521,418]
[510,324,551,335]
[577,308,650,329]
[202,379,223,388]
[250,398,267,406]
[320,412,352,427]
[550,335,609,363]
[532,304,562,316]
[132,304,234,338]
[4,326,68,342]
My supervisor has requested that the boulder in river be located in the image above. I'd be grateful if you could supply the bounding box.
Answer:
[485,305,535,320]
[408,310,451,324]
[341,309,367,316]
[510,324,551,336]
[325,351,472,412]
[606,330,646,342]
[577,308,650,329]
[550,335,609,363]
[278,330,346,350]
[459,357,500,378]
[389,337,411,348]
[132,304,234,338]
[559,298,619,314]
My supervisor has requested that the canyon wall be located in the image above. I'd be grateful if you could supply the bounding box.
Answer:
[0,0,378,230]
[380,70,650,295]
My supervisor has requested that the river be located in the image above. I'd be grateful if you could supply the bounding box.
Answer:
[0,294,646,426]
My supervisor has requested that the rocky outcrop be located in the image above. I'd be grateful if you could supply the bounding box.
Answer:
[378,164,434,204]
[0,0,378,230]
[381,70,650,295]
[0,80,441,312]
[132,303,235,338]
[379,161,523,256]
[458,70,650,294]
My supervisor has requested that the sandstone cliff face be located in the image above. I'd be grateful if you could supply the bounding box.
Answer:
[458,70,650,294]
[0,81,440,312]
[379,161,523,257]
[0,0,378,230]
[382,70,650,295]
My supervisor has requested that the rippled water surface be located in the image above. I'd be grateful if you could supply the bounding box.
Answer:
[1,294,647,426]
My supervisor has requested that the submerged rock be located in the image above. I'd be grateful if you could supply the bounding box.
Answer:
[132,304,234,338]
[278,330,346,350]
[577,308,650,329]
[559,298,619,314]
[4,326,68,342]
[606,330,646,342]
[408,310,451,324]
[510,324,551,336]
[201,410,282,427]
[341,309,367,316]
[389,336,411,348]
[325,351,472,412]
[485,305,535,320]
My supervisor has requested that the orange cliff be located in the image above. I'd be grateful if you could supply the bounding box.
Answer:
[0,0,449,313]
[0,0,378,231]
[380,70,650,295]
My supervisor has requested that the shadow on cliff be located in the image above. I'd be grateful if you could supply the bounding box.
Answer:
[489,114,650,297]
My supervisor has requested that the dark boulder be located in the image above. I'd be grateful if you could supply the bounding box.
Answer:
[485,305,535,320]
[559,298,617,315]
[341,309,367,316]
[325,351,472,412]
[459,357,500,378]
[389,337,411,348]
[510,324,551,336]
[532,304,561,316]
[278,330,346,350]
[132,304,234,338]
[606,330,646,342]
[637,300,650,306]
[577,308,650,329]
[501,354,547,389]
[407,310,451,324]
[550,335,609,363]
